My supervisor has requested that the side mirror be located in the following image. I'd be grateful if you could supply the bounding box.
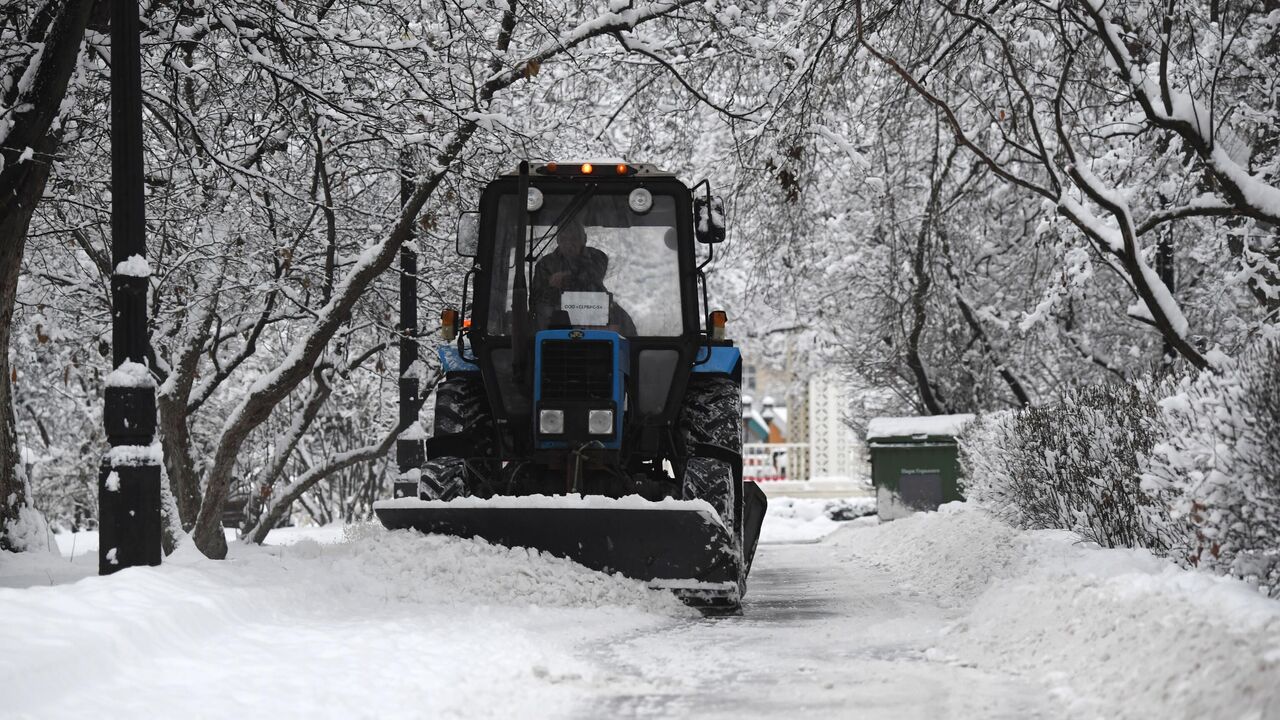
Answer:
[456,212,479,256]
[694,195,726,244]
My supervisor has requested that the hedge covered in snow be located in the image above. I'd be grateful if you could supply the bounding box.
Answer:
[959,340,1280,597]
[959,384,1180,553]
[1143,341,1280,597]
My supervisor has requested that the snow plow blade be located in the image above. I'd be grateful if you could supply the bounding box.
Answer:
[373,497,741,609]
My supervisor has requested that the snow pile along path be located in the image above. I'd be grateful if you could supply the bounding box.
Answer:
[757,496,876,544]
[0,526,689,719]
[833,504,1280,719]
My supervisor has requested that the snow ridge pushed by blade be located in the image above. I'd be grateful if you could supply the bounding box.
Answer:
[330,524,694,610]
[834,504,1280,719]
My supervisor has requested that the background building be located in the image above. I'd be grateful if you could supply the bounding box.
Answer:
[741,360,868,483]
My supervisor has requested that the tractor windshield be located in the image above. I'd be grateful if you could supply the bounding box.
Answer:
[486,189,684,337]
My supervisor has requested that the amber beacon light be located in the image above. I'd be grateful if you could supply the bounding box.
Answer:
[709,310,727,341]
[441,308,459,341]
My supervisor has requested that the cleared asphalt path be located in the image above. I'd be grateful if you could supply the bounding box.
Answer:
[577,527,1062,719]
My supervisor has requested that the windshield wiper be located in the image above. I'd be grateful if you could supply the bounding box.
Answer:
[529,183,596,259]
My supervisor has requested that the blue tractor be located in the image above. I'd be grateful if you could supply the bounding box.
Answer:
[375,161,767,612]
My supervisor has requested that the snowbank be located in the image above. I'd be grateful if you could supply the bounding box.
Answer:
[834,504,1280,718]
[1,504,56,555]
[0,526,690,718]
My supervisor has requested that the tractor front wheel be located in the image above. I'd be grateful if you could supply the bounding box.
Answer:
[419,376,497,500]
[681,457,737,533]
[418,457,468,501]
[678,376,745,595]
[433,377,494,457]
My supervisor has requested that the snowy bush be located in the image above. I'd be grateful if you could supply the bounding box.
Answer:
[960,384,1179,551]
[1143,341,1280,597]
[957,411,1020,519]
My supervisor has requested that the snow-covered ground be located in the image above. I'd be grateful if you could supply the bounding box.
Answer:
[756,496,875,544]
[2,502,1277,719]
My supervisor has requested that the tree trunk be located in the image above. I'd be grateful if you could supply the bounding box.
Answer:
[0,215,34,551]
[156,266,227,535]
[939,230,1032,407]
[906,230,947,415]
[1156,228,1177,366]
[157,393,204,530]
[188,126,477,559]
[904,136,957,416]
[0,0,96,551]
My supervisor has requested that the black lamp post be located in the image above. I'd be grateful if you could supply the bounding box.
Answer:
[99,0,161,575]
[394,150,424,499]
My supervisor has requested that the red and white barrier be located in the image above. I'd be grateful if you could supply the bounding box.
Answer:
[742,443,808,482]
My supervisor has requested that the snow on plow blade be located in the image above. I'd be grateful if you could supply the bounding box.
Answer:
[373,495,740,609]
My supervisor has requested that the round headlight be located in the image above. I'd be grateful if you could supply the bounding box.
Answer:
[628,188,653,214]
[527,187,544,212]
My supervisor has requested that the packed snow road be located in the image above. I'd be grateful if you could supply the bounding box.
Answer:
[2,500,1278,719]
[578,534,1053,719]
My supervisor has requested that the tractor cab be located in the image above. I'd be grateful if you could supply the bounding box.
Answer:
[462,162,718,465]
[375,161,765,613]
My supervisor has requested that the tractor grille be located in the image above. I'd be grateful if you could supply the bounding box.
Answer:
[540,340,613,400]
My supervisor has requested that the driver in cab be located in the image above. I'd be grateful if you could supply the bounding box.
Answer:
[531,220,635,334]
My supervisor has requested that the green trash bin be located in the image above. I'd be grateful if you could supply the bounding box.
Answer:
[867,414,974,520]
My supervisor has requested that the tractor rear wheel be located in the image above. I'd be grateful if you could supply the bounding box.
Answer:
[420,377,496,501]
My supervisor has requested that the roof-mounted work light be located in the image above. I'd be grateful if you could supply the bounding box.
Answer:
[534,162,635,177]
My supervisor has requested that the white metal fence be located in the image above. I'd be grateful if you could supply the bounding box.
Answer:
[743,443,809,482]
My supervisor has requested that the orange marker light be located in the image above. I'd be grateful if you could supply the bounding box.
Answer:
[710,310,727,341]
[616,163,629,175]
[546,162,558,173]
[581,163,594,174]
[441,308,459,341]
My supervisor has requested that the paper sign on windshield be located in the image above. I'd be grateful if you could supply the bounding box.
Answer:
[561,291,609,326]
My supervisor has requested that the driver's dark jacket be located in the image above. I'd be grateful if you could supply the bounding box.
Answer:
[530,247,609,327]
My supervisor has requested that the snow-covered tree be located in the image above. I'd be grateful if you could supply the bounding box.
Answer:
[1,0,97,551]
